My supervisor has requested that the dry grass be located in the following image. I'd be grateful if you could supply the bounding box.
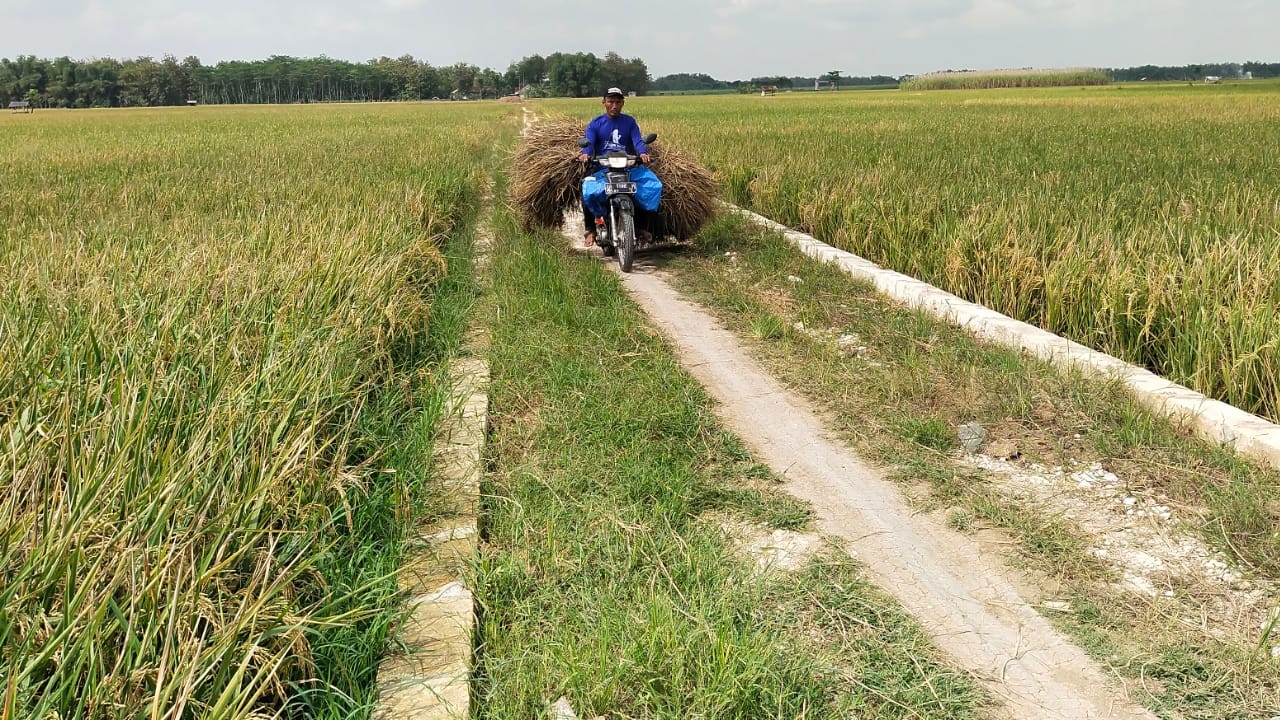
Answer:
[508,117,719,239]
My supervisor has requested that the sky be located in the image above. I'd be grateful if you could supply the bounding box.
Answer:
[2,0,1276,80]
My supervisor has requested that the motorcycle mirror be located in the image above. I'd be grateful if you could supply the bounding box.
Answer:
[643,133,658,143]
[577,139,590,148]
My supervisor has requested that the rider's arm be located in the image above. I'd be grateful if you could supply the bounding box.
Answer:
[581,117,600,158]
[628,117,648,156]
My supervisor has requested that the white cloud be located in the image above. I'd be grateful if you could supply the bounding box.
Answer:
[137,10,208,40]
[308,10,366,36]
[714,0,780,19]
[961,0,1029,29]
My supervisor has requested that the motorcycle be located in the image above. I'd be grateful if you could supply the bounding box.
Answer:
[579,133,659,273]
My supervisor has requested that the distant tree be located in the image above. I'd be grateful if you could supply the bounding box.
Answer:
[441,62,480,98]
[546,52,600,97]
[507,54,547,87]
[71,57,120,106]
[179,56,205,103]
[0,61,15,102]
[1243,61,1280,78]
[158,55,190,105]
[475,68,505,98]
[371,54,439,100]
[45,56,75,107]
[750,76,793,89]
[652,72,726,92]
[21,49,1279,107]
[13,55,47,99]
[117,57,156,106]
[600,52,649,95]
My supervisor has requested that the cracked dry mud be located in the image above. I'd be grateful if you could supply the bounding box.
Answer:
[572,241,1165,720]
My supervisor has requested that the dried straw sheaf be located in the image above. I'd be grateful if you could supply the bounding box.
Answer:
[509,119,586,230]
[509,118,719,240]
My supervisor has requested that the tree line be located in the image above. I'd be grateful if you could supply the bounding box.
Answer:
[651,72,899,93]
[1107,62,1280,82]
[4,52,1278,108]
[0,52,649,108]
[652,62,1280,93]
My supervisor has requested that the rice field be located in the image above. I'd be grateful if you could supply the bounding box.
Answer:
[629,82,1280,423]
[0,102,514,719]
[6,79,1280,718]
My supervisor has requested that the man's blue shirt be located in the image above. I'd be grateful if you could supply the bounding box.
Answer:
[581,113,648,157]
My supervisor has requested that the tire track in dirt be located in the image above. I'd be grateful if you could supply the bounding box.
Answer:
[601,253,1158,720]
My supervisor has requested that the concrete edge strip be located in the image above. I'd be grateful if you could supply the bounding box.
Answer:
[375,354,490,720]
[726,203,1280,470]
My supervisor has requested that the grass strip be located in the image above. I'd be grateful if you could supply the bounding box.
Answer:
[301,217,484,719]
[660,214,1280,718]
[473,211,985,719]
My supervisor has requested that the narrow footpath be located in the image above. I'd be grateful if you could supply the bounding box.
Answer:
[591,247,1159,720]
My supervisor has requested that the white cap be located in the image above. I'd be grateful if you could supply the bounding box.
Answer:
[605,87,624,97]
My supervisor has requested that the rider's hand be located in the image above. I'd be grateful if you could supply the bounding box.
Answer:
[578,153,589,163]
[639,153,651,165]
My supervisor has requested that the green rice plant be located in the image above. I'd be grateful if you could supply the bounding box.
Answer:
[622,82,1280,422]
[0,102,512,719]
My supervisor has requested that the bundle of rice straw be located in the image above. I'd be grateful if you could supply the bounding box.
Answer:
[646,142,719,241]
[509,118,719,240]
[509,119,585,230]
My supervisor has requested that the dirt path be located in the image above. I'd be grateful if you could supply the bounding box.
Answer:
[591,251,1158,719]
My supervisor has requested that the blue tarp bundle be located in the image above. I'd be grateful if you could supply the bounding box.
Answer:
[582,166,663,217]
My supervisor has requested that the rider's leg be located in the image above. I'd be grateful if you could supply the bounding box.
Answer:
[582,199,596,246]
[634,207,654,241]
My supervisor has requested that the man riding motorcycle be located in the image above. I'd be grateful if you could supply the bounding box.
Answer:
[578,87,662,255]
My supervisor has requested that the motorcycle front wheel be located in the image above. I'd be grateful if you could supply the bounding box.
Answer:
[613,205,636,273]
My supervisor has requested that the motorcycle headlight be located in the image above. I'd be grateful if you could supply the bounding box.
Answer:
[608,156,629,169]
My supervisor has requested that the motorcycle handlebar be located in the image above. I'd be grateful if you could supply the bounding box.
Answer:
[577,133,658,164]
